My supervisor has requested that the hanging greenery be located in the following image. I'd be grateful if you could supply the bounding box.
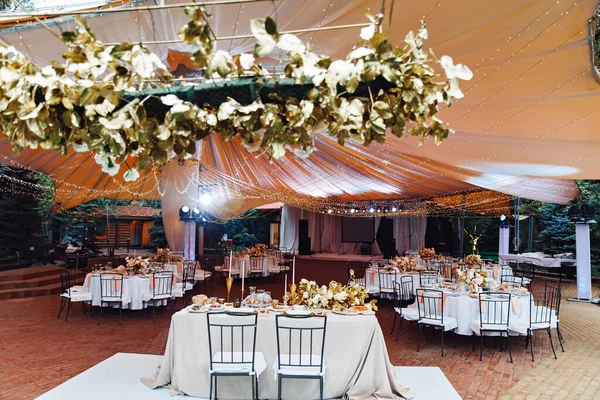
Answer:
[0,7,472,180]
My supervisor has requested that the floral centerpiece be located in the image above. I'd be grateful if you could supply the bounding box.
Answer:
[240,244,274,258]
[153,247,173,263]
[464,254,482,266]
[392,256,417,272]
[456,268,492,289]
[290,278,377,311]
[124,256,151,275]
[419,247,436,258]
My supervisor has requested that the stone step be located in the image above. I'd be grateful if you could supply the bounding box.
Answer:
[0,266,69,282]
[0,270,86,291]
[0,277,85,300]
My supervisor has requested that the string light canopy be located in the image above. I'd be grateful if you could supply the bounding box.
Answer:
[0,0,594,216]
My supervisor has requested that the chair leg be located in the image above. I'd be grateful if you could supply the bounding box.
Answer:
[417,323,421,352]
[530,331,535,362]
[277,374,282,400]
[215,375,218,400]
[441,329,445,357]
[391,312,397,334]
[255,375,259,400]
[209,374,213,400]
[153,301,156,322]
[557,323,565,352]
[396,317,403,341]
[506,333,513,363]
[57,297,65,319]
[547,328,557,360]
[65,299,72,321]
[89,302,94,318]
[119,305,122,326]
[98,302,103,325]
[251,373,256,400]
[472,334,475,351]
[480,334,483,361]
[320,376,324,400]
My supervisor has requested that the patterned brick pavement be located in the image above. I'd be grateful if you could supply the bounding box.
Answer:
[0,260,599,400]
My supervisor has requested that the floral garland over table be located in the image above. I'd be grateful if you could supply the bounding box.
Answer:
[419,247,436,258]
[0,8,472,179]
[238,243,274,258]
[455,268,492,290]
[464,254,483,266]
[290,278,377,311]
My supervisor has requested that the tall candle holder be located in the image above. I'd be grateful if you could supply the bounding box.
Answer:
[225,277,234,302]
[289,283,297,305]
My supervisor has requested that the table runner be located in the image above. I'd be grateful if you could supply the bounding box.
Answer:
[142,309,414,399]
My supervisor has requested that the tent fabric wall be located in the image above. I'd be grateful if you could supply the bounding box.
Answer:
[391,217,428,255]
[0,0,595,212]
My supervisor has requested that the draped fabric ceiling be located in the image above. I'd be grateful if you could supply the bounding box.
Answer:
[0,0,597,216]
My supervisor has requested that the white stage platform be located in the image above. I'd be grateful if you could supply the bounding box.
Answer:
[297,253,384,262]
[36,353,460,400]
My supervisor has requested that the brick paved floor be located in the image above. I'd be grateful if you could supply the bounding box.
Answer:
[1,260,599,400]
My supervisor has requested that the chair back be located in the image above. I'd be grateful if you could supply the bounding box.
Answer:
[199,256,216,272]
[59,268,73,295]
[394,275,415,308]
[419,271,437,287]
[206,312,259,373]
[520,261,535,279]
[544,282,562,317]
[347,261,367,288]
[250,258,264,273]
[416,289,444,324]
[501,275,519,288]
[505,258,519,270]
[378,270,396,291]
[529,291,553,327]
[183,261,196,285]
[478,292,511,329]
[275,314,327,375]
[152,272,173,298]
[99,273,123,300]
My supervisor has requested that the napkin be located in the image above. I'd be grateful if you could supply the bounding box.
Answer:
[149,276,155,289]
[176,262,183,274]
[477,294,487,313]
[493,267,500,279]
[511,296,520,313]
[86,273,92,289]
[437,293,448,311]
[113,277,122,292]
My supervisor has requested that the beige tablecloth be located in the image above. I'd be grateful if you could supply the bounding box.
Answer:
[142,309,414,399]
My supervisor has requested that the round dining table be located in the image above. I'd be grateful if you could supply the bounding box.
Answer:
[83,273,168,310]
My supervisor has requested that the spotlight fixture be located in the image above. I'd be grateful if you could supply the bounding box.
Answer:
[201,217,207,222]
[199,193,212,206]
[391,207,397,212]
[179,205,191,219]
[377,209,381,212]
[327,209,333,214]
[350,208,355,213]
[193,208,200,216]
[500,214,506,222]
[369,207,375,213]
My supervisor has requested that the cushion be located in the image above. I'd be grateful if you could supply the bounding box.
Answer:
[142,292,172,302]
[61,291,92,302]
[419,316,458,331]
[273,354,325,379]
[470,320,509,336]
[210,352,266,378]
[100,295,131,305]
[399,307,419,321]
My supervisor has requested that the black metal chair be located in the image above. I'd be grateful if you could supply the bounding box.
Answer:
[518,261,535,286]
[207,311,265,400]
[57,268,92,321]
[392,276,417,339]
[472,292,513,363]
[275,314,327,400]
[501,275,520,288]
[249,258,264,279]
[347,261,368,289]
[378,270,396,296]
[143,271,173,322]
[416,289,457,357]
[419,270,437,287]
[198,257,215,292]
[525,291,557,362]
[98,273,129,325]
[544,282,564,352]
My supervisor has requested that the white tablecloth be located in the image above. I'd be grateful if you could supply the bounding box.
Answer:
[84,274,170,310]
[408,292,554,336]
[141,309,414,399]
[499,254,576,268]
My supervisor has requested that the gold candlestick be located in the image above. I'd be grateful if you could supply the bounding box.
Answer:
[289,283,297,305]
[226,277,234,302]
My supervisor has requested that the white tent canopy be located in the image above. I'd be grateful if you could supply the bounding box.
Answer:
[0,0,595,214]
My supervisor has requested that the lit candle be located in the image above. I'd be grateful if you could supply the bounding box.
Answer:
[284,273,287,299]
[229,250,233,278]
[292,256,296,284]
[241,261,245,293]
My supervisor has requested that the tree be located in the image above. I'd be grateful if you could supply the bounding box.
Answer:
[148,212,167,248]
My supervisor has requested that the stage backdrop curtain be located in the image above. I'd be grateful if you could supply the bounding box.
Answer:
[392,216,427,255]
[280,206,382,255]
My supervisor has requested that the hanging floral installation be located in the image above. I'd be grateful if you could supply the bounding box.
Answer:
[0,6,472,180]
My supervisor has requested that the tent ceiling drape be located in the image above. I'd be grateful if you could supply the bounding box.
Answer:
[0,0,596,213]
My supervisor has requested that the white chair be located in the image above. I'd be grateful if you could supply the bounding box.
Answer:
[416,289,457,357]
[274,314,327,400]
[470,292,513,363]
[207,312,266,400]
[142,272,173,321]
[57,268,92,321]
